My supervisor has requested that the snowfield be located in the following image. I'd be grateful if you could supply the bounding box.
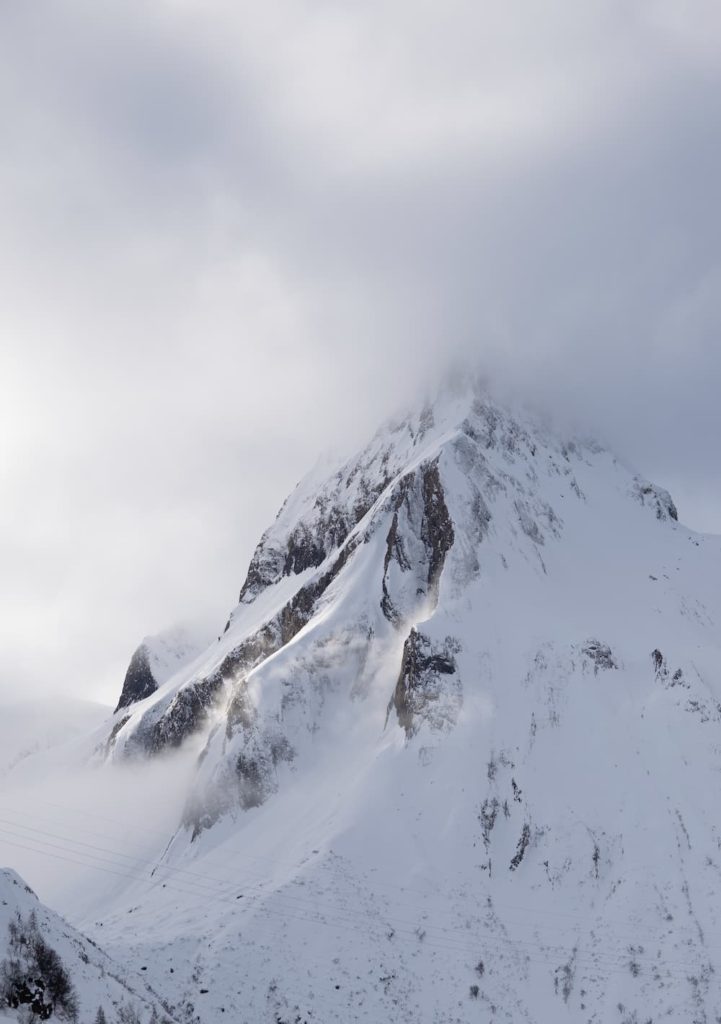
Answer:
[2,376,720,1023]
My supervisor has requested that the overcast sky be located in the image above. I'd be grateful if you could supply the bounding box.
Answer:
[1,1,720,705]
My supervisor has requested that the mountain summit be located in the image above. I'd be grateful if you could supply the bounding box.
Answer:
[95,377,720,1022]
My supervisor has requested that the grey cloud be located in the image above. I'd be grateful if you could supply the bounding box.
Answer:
[0,0,719,703]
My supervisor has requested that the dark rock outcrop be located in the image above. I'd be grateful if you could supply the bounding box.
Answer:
[141,677,224,755]
[389,629,460,737]
[126,539,361,759]
[381,458,455,624]
[581,639,618,674]
[238,470,390,604]
[115,646,158,712]
[632,479,678,522]
[421,461,455,599]
[652,648,668,680]
[235,732,295,812]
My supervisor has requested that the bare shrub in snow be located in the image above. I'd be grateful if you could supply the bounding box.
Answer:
[0,912,78,1021]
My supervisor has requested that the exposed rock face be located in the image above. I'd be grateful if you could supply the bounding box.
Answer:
[115,646,157,712]
[381,458,455,624]
[632,477,678,521]
[389,628,461,737]
[142,676,224,754]
[652,647,668,679]
[111,540,366,766]
[421,461,456,595]
[238,462,390,604]
[581,638,618,674]
[650,648,721,723]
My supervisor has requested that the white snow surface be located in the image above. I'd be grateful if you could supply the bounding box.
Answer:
[2,377,721,1023]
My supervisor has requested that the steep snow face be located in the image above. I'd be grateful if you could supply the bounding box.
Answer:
[0,869,175,1023]
[81,377,721,1023]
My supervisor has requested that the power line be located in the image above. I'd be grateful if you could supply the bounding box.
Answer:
[0,796,698,953]
[0,817,670,969]
[0,820,711,981]
[0,795,706,967]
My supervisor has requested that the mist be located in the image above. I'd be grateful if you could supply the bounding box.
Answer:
[0,703,200,919]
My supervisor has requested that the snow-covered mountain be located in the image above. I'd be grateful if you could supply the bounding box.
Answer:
[0,869,175,1023]
[7,376,721,1023]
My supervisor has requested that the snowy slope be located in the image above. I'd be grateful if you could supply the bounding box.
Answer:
[0,868,176,1023]
[7,376,721,1023]
[0,701,109,778]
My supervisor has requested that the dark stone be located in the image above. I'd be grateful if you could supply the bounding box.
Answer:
[634,480,678,522]
[381,475,414,623]
[132,537,360,762]
[115,646,158,712]
[238,475,388,604]
[421,460,455,600]
[217,625,280,692]
[381,458,455,624]
[282,524,327,577]
[389,628,458,737]
[509,823,531,871]
[652,648,667,680]
[581,639,618,674]
[278,538,358,646]
[143,676,224,754]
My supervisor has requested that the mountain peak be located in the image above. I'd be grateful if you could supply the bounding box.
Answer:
[105,381,682,789]
[235,378,587,608]
[83,381,721,1021]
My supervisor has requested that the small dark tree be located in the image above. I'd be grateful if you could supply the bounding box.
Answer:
[0,912,78,1021]
[117,1001,143,1024]
[33,932,77,1017]
[95,1007,108,1024]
